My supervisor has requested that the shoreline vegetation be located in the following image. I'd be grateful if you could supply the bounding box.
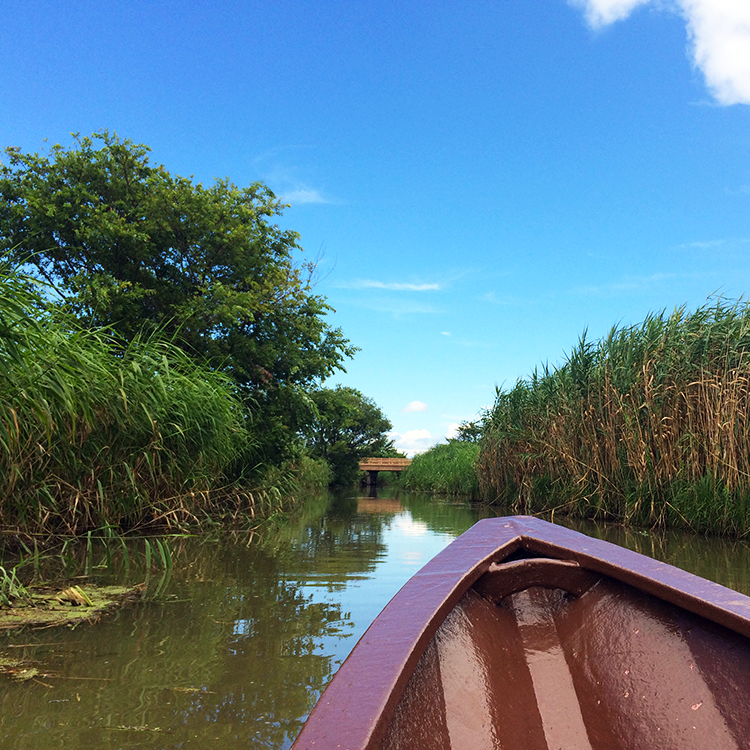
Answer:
[401,442,480,496]
[0,131,395,552]
[5,132,750,545]
[0,262,299,547]
[400,299,750,538]
[478,300,750,536]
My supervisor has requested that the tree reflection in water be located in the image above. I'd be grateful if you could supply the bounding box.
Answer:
[0,491,415,749]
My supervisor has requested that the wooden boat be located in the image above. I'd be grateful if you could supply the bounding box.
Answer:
[291,516,750,750]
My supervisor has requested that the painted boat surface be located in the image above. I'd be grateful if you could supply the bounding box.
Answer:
[290,516,750,750]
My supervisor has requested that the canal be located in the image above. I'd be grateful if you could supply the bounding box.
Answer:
[2,490,750,748]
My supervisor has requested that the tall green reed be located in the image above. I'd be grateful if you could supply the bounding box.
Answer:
[478,300,750,534]
[0,259,260,539]
[403,441,480,496]
[0,565,29,606]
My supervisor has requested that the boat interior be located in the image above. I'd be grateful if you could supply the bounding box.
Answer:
[380,550,750,750]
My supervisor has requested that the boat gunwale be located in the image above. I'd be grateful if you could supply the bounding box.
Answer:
[290,515,750,750]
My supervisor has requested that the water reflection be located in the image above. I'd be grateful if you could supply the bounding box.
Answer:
[2,493,750,749]
[357,497,404,514]
[557,516,750,596]
[0,491,465,748]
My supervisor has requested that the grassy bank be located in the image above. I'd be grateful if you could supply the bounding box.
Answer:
[0,264,297,543]
[478,300,750,534]
[403,441,480,496]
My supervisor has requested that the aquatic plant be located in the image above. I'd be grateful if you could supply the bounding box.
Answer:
[403,441,480,496]
[0,565,29,607]
[478,300,750,534]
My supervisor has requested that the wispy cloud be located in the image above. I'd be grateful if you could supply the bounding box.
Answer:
[573,272,678,296]
[676,237,750,250]
[402,401,428,413]
[441,331,451,336]
[281,187,329,205]
[333,279,441,291]
[571,1,750,105]
[340,297,441,317]
[253,145,340,206]
[482,291,533,306]
[676,238,728,250]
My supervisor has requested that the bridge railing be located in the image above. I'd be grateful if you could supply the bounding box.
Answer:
[358,458,412,471]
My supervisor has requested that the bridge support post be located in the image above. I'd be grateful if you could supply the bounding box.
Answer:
[359,458,411,486]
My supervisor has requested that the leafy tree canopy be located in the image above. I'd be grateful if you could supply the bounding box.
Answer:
[307,386,396,486]
[454,419,483,443]
[0,131,357,460]
[0,131,355,388]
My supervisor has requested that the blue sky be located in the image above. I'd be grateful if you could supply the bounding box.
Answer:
[2,1,750,454]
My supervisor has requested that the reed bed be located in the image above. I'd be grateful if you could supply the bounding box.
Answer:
[403,441,480,496]
[0,262,282,542]
[478,300,750,534]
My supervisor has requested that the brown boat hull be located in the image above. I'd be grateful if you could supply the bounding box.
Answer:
[291,516,750,750]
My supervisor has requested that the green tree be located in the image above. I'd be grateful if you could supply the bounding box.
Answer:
[455,418,483,442]
[0,131,356,462]
[307,386,395,486]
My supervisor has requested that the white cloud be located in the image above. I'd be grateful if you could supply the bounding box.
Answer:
[389,429,434,456]
[684,0,750,105]
[676,237,750,251]
[402,400,428,413]
[334,279,441,291]
[252,147,339,205]
[445,422,461,440]
[441,331,451,336]
[570,0,651,27]
[571,0,750,105]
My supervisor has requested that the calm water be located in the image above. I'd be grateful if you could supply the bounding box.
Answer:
[2,491,750,748]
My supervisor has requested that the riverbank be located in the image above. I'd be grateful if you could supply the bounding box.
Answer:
[0,263,331,549]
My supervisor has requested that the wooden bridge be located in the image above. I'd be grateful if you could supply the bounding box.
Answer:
[359,457,412,486]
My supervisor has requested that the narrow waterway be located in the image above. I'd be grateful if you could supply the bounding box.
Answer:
[2,490,750,748]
